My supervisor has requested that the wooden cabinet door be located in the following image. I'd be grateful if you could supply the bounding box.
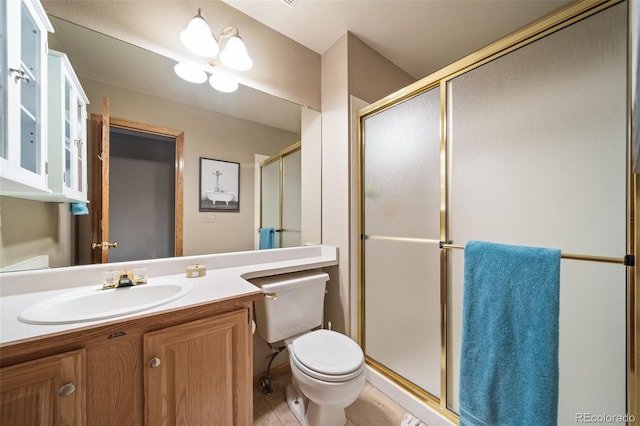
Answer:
[86,337,143,425]
[0,348,86,426]
[144,309,252,426]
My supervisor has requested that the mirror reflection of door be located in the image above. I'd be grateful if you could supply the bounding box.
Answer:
[260,143,301,248]
[108,128,177,262]
[88,100,183,263]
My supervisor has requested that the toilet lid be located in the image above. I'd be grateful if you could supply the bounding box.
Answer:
[291,329,364,376]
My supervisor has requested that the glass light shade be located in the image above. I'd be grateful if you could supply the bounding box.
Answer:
[180,15,219,58]
[219,36,253,71]
[174,62,207,84]
[209,73,238,93]
[187,14,210,36]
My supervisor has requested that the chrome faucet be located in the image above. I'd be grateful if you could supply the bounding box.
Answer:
[102,269,147,289]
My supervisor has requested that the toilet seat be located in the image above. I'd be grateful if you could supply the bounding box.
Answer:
[290,329,364,383]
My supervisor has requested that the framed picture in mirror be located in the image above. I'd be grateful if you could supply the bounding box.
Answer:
[199,157,240,212]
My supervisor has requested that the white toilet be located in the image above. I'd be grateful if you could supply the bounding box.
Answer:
[253,270,366,426]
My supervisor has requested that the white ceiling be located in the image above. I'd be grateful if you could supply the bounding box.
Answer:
[222,0,572,79]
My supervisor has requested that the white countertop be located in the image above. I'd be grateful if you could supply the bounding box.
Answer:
[0,245,338,345]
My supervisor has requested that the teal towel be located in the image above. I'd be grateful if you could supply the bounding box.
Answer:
[459,241,560,426]
[259,227,275,250]
[69,202,89,216]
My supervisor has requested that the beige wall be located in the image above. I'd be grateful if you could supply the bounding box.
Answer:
[347,34,417,104]
[321,33,350,335]
[321,32,415,337]
[0,197,71,268]
[300,107,322,246]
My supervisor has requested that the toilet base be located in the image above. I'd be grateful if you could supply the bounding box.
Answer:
[286,383,309,426]
[286,383,348,426]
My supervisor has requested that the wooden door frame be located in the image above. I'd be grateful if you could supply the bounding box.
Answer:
[90,115,184,261]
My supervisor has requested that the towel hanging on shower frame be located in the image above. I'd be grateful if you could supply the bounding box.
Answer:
[439,242,632,266]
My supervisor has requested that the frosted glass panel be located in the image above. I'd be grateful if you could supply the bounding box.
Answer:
[364,239,441,396]
[362,87,442,397]
[446,3,627,418]
[363,88,440,239]
[282,149,301,248]
[261,160,281,247]
[448,3,626,257]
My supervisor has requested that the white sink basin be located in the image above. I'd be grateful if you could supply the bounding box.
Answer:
[18,282,193,325]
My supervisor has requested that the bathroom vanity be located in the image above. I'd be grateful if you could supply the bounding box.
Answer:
[0,245,337,425]
[1,296,253,425]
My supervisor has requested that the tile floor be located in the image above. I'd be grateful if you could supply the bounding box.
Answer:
[253,372,407,426]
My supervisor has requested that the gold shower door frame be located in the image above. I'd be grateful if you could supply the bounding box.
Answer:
[357,0,636,422]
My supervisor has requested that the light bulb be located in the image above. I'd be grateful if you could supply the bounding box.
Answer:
[187,14,210,37]
[219,36,253,71]
[180,30,219,58]
[209,73,238,93]
[174,63,207,84]
[180,11,219,57]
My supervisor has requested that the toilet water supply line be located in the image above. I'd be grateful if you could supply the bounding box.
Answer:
[261,344,285,394]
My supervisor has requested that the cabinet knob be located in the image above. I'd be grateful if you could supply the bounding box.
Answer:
[149,357,161,368]
[58,382,76,397]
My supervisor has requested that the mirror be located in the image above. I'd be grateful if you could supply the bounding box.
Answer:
[0,16,318,271]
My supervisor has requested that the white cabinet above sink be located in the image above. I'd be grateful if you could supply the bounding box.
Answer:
[44,50,90,202]
[0,0,53,195]
[1,0,90,203]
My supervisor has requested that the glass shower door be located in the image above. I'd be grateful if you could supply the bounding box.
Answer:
[445,4,628,419]
[361,87,442,398]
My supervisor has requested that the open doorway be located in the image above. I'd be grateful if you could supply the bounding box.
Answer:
[86,112,184,264]
[109,128,176,262]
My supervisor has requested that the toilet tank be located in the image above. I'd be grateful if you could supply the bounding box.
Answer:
[251,270,329,344]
